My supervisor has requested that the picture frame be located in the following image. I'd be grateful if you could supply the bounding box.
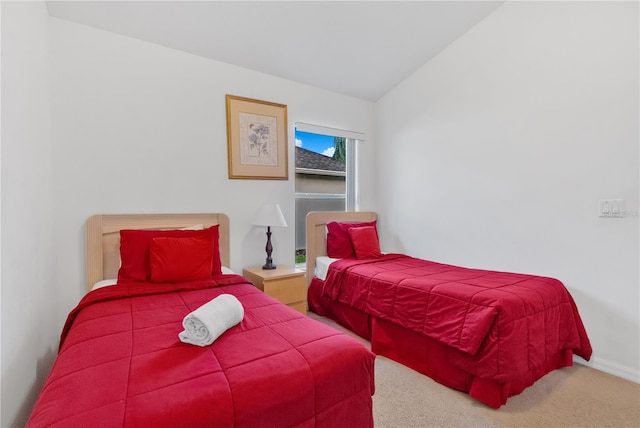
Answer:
[225,94,289,180]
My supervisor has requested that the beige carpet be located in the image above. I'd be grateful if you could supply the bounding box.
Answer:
[308,312,640,428]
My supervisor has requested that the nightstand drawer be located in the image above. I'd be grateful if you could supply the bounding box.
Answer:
[263,277,306,305]
[242,266,307,314]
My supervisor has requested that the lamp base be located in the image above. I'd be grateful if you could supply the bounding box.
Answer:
[262,226,277,270]
[262,262,276,270]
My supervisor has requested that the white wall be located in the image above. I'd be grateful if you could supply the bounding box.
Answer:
[1,4,3,423]
[377,1,639,381]
[48,15,376,338]
[1,2,57,427]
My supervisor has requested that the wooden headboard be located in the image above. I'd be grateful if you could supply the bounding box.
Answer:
[305,211,377,286]
[86,213,230,291]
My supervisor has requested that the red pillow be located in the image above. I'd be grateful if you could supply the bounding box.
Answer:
[326,220,377,258]
[348,226,382,259]
[118,225,221,282]
[149,236,213,283]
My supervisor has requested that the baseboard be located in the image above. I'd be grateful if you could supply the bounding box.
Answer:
[574,355,640,383]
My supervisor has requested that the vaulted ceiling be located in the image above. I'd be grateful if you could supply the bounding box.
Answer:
[46,1,505,101]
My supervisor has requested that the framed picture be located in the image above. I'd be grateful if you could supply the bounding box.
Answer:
[225,94,288,180]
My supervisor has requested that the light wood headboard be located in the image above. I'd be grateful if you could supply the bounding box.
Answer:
[305,211,377,286]
[86,213,230,291]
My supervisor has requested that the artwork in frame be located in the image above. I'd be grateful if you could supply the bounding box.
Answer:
[226,94,289,180]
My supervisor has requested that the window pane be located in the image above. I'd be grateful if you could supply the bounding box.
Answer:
[295,131,337,157]
[295,127,352,266]
[295,197,345,250]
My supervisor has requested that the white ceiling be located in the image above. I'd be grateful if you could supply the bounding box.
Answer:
[46,1,505,101]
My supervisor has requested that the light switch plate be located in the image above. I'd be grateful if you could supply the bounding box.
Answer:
[599,199,625,218]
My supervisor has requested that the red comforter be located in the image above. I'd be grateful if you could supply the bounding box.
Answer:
[28,276,375,428]
[322,254,591,383]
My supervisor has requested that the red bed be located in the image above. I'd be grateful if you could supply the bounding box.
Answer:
[27,214,375,427]
[306,211,591,409]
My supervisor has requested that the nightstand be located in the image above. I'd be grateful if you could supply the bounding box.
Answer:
[242,265,307,314]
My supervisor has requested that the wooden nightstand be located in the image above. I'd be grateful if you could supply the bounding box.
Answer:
[242,266,307,314]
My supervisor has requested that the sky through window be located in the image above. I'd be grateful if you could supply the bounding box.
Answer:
[295,130,336,157]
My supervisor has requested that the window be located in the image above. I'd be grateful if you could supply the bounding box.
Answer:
[294,123,363,266]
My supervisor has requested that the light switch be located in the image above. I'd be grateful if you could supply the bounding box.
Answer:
[599,199,625,218]
[611,201,620,215]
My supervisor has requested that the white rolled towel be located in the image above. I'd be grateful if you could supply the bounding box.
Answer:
[179,294,244,346]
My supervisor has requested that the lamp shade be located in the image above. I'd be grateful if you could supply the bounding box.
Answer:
[252,204,287,227]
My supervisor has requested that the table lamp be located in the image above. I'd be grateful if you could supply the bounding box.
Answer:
[252,203,287,270]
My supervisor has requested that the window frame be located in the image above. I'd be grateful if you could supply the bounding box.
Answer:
[294,123,364,266]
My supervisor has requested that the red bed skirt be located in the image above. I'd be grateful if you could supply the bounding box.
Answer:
[308,277,576,408]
